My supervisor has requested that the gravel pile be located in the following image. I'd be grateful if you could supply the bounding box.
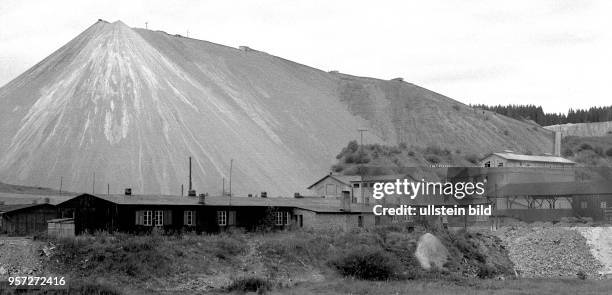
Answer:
[495,225,603,278]
[0,238,44,280]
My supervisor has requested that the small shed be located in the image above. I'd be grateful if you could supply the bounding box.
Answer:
[0,203,57,236]
[47,218,75,238]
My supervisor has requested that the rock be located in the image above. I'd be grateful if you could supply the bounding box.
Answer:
[415,233,449,270]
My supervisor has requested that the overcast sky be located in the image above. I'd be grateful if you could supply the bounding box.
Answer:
[1,0,610,113]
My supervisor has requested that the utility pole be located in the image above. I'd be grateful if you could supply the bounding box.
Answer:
[145,22,148,29]
[189,157,193,192]
[107,183,110,196]
[59,176,63,196]
[229,159,233,197]
[222,177,225,196]
[92,172,96,194]
[357,128,368,204]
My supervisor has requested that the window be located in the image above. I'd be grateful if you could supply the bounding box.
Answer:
[275,212,290,226]
[484,161,491,167]
[154,210,163,226]
[602,202,607,209]
[497,162,504,167]
[217,211,227,226]
[184,210,195,226]
[353,183,360,188]
[358,215,363,227]
[298,215,303,227]
[143,210,152,226]
[581,201,588,209]
[475,215,489,222]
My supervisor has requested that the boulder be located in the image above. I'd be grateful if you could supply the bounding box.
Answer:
[415,233,448,270]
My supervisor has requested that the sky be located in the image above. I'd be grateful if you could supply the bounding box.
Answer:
[0,0,611,113]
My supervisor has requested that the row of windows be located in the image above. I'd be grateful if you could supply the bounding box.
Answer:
[137,210,293,227]
[136,210,195,227]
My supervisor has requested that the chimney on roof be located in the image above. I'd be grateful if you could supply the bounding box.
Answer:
[554,131,562,157]
[340,190,351,212]
[125,188,132,196]
[261,192,267,198]
[198,193,206,204]
[294,192,303,198]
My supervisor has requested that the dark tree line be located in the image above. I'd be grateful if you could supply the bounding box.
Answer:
[470,104,612,126]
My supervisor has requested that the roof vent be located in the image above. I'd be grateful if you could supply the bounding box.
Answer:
[261,191,267,198]
[124,188,132,196]
[294,192,303,198]
[391,77,404,82]
[188,190,196,197]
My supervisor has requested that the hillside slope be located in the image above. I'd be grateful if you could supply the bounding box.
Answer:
[0,20,553,196]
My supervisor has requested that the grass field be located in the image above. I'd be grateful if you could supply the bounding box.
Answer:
[278,278,612,295]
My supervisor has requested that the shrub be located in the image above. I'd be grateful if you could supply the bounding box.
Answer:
[562,148,575,157]
[477,263,498,279]
[330,248,399,280]
[227,276,273,293]
[577,270,587,280]
[464,154,480,164]
[398,142,408,150]
[424,145,450,156]
[579,143,593,151]
[425,154,441,164]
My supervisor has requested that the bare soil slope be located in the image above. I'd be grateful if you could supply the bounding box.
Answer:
[0,20,553,196]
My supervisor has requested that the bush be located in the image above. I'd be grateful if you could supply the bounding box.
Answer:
[464,154,480,164]
[226,276,273,293]
[330,248,399,280]
[579,143,593,151]
[562,148,575,157]
[425,154,441,164]
[477,263,498,279]
[577,270,587,280]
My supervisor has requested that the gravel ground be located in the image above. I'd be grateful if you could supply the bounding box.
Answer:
[0,237,44,280]
[494,225,603,278]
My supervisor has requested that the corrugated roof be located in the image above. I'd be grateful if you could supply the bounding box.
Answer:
[59,194,374,213]
[498,181,612,196]
[488,153,575,164]
[0,203,53,214]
